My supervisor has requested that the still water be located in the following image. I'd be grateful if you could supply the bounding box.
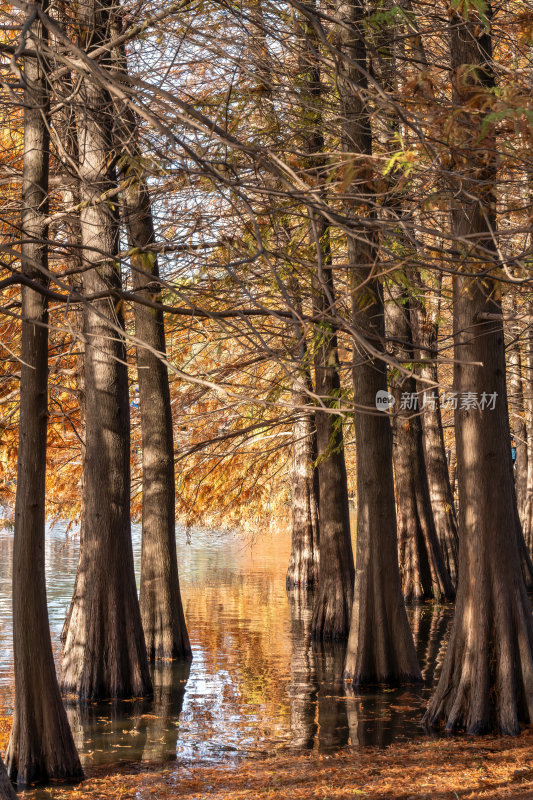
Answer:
[0,522,453,771]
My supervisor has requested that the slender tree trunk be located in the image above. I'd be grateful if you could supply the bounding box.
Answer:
[287,394,320,588]
[126,187,192,662]
[51,82,86,647]
[393,0,459,583]
[311,247,355,639]
[413,275,459,582]
[425,5,533,733]
[507,296,528,518]
[61,0,152,699]
[0,757,14,800]
[332,0,420,683]
[295,1,354,638]
[122,176,191,661]
[6,5,82,785]
[449,453,457,499]
[287,274,320,588]
[386,288,455,602]
[110,20,191,661]
[505,295,533,586]
[522,300,533,552]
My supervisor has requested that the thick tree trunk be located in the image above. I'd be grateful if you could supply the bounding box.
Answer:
[425,7,533,734]
[0,757,14,800]
[386,290,455,602]
[7,7,82,785]
[332,0,420,684]
[61,0,151,699]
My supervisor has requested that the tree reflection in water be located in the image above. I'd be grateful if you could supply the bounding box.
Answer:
[0,524,457,765]
[66,662,190,767]
[286,593,454,751]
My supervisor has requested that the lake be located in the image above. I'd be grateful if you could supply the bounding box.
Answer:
[0,520,453,775]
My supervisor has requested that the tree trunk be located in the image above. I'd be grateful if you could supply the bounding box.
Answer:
[393,0,459,582]
[127,188,192,663]
[122,177,191,662]
[506,296,528,520]
[425,6,533,733]
[505,297,533,587]
[50,75,86,647]
[311,250,355,639]
[413,275,459,582]
[386,289,455,602]
[61,0,152,699]
[331,0,421,683]
[295,0,354,638]
[110,21,191,662]
[287,398,320,588]
[522,300,533,553]
[0,757,14,800]
[6,5,82,785]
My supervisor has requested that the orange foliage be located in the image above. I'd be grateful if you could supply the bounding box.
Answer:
[0,716,11,752]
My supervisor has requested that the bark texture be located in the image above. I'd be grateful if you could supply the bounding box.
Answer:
[425,7,533,734]
[0,758,14,800]
[506,296,528,521]
[413,276,459,582]
[7,7,82,785]
[110,22,191,661]
[287,279,319,589]
[128,190,192,662]
[333,0,421,684]
[61,0,151,699]
[297,0,354,639]
[311,257,355,639]
[522,300,533,553]
[287,401,320,588]
[386,288,455,602]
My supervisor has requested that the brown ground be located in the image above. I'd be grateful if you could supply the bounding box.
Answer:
[2,724,531,800]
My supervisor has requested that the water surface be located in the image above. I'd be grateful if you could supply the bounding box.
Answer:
[0,522,453,774]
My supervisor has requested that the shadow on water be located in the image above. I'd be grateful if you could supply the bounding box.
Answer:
[0,521,456,792]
